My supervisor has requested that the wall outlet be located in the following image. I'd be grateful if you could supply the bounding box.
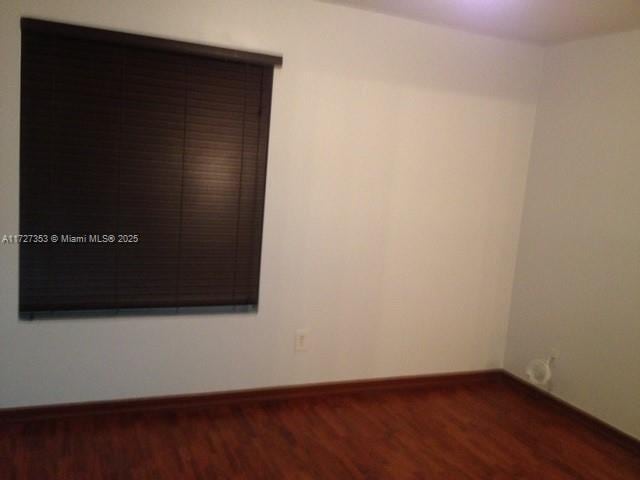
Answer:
[295,329,309,352]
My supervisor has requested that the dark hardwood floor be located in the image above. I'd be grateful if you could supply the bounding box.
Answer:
[1,379,638,479]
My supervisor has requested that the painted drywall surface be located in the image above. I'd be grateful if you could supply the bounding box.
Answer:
[0,0,542,407]
[505,30,640,439]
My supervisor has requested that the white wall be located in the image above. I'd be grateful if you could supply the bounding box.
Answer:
[0,0,542,407]
[505,30,640,439]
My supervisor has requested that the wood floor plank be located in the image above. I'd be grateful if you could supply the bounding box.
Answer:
[1,381,638,479]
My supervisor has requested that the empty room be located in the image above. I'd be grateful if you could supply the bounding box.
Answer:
[1,0,639,478]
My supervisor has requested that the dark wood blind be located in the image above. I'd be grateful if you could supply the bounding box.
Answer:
[19,19,278,314]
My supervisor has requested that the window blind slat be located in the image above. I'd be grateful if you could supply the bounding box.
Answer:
[19,21,273,314]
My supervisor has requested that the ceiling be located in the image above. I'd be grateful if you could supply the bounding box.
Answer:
[319,0,640,44]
